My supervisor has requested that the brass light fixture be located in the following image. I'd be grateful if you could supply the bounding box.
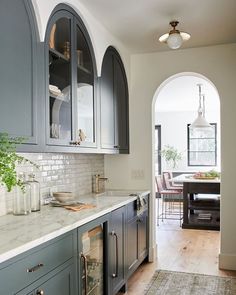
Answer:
[159,21,191,49]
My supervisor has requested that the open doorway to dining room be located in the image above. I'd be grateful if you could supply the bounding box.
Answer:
[153,72,222,273]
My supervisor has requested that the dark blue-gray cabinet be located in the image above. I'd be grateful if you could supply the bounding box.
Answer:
[16,264,74,295]
[101,47,129,153]
[77,214,109,295]
[45,5,97,150]
[126,198,149,278]
[109,206,126,295]
[0,232,75,295]
[0,0,42,151]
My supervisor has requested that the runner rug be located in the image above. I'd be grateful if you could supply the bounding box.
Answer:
[145,270,236,295]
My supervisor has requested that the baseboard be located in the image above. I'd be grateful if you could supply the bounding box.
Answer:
[219,253,236,270]
[148,243,157,262]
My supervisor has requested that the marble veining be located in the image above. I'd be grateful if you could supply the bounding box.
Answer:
[0,192,149,264]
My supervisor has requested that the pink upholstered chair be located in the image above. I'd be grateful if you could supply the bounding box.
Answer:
[163,171,183,190]
[155,175,183,226]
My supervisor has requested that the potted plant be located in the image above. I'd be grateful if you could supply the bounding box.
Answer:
[0,133,37,192]
[160,145,183,170]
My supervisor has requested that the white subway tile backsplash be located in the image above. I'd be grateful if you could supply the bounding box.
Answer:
[0,153,104,216]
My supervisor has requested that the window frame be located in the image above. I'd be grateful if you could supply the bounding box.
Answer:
[187,123,217,167]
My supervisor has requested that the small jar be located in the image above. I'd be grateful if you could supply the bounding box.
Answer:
[13,173,31,215]
[28,173,40,212]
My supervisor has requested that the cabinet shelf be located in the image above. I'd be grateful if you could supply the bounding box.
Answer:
[183,210,220,230]
[189,200,220,211]
[183,181,220,230]
[49,48,70,63]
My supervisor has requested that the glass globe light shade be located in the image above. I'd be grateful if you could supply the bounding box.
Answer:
[167,33,183,49]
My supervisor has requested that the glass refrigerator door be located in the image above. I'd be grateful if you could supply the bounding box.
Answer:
[81,225,103,295]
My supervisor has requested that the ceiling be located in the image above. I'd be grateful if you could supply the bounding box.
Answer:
[78,0,236,53]
[155,75,220,112]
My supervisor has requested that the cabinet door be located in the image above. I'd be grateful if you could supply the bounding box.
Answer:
[101,47,129,152]
[0,0,39,145]
[78,216,108,295]
[126,217,138,277]
[138,211,148,260]
[114,54,129,151]
[35,265,74,295]
[46,11,73,146]
[100,49,115,149]
[74,20,96,147]
[16,264,74,295]
[109,207,126,294]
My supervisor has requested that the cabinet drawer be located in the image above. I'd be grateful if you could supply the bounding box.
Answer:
[0,233,73,294]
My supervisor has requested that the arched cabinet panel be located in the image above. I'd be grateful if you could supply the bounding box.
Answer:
[101,47,129,153]
[45,5,97,149]
[0,0,40,147]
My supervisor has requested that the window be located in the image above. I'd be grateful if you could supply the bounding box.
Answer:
[187,123,217,166]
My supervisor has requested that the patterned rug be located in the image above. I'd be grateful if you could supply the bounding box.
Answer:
[145,270,236,295]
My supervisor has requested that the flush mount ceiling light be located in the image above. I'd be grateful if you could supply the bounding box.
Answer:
[159,21,191,49]
[189,84,212,129]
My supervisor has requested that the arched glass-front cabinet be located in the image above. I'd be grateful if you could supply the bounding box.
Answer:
[45,5,97,148]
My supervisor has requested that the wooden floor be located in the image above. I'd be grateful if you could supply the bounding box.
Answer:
[121,220,236,295]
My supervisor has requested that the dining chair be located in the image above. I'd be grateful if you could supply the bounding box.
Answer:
[167,171,183,188]
[155,175,183,226]
[163,172,183,191]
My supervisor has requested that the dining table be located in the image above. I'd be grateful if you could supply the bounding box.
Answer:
[171,174,220,230]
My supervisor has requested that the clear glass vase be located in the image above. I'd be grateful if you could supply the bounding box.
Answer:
[13,173,31,216]
[28,173,40,212]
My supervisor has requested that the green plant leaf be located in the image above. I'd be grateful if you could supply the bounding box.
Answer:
[0,133,38,192]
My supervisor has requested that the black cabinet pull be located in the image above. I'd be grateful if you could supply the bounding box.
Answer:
[70,141,81,146]
[111,230,118,278]
[26,263,44,273]
[81,253,88,295]
[114,145,120,149]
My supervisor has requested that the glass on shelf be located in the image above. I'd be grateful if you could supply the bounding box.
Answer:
[76,25,93,73]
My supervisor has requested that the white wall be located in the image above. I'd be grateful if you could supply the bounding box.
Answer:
[156,110,221,172]
[105,43,236,270]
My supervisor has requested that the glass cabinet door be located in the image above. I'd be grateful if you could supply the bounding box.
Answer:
[48,15,72,144]
[75,24,95,146]
[80,225,103,295]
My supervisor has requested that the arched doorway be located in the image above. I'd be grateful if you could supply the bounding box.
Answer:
[152,72,221,271]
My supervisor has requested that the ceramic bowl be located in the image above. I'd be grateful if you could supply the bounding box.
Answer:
[53,192,74,203]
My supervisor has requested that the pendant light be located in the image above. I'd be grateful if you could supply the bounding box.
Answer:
[189,84,212,129]
[159,21,191,50]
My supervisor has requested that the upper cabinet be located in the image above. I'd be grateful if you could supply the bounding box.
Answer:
[45,5,97,148]
[0,0,41,148]
[101,47,129,153]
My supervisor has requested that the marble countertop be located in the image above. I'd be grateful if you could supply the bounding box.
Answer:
[0,190,149,264]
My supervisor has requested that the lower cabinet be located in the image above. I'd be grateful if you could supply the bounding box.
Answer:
[109,206,126,295]
[0,232,75,295]
[16,262,75,295]
[126,200,149,279]
[0,196,149,295]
